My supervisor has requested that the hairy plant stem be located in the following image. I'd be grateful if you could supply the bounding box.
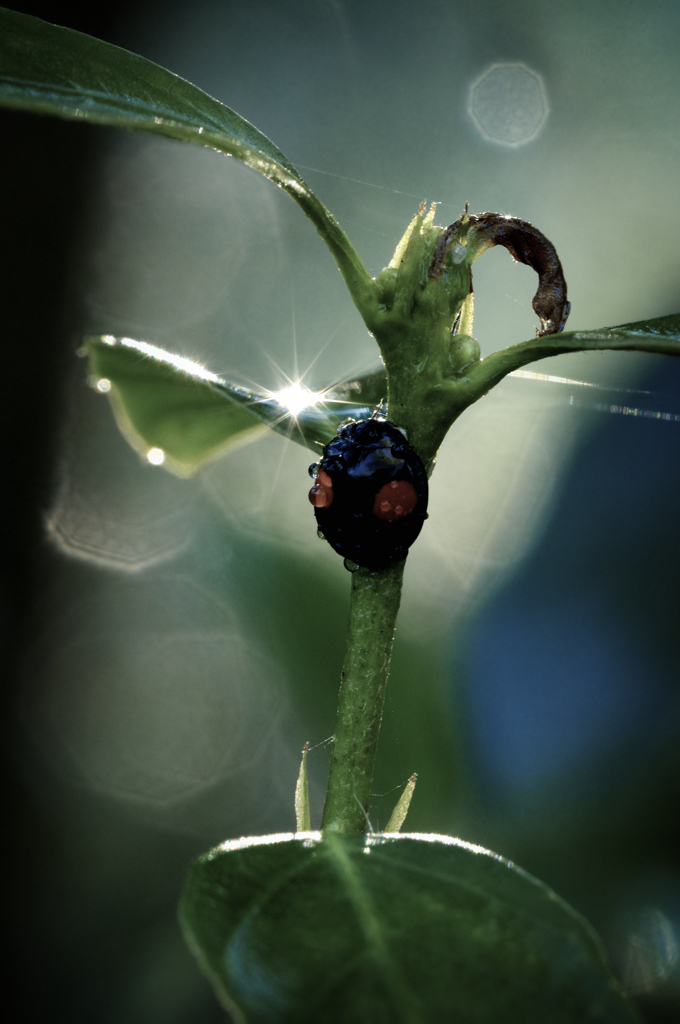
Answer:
[321,559,405,834]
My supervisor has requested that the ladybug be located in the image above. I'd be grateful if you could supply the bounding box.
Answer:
[308,417,428,570]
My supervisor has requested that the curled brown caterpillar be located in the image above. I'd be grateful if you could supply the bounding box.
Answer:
[430,211,570,337]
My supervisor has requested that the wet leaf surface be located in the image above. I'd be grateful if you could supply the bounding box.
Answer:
[85,336,384,472]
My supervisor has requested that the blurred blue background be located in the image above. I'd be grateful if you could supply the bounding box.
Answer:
[2,0,680,1020]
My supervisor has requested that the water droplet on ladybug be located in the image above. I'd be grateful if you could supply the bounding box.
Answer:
[343,558,360,573]
[308,468,334,508]
[309,484,327,507]
[308,463,319,479]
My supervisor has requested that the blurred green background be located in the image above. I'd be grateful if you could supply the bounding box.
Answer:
[2,0,679,1020]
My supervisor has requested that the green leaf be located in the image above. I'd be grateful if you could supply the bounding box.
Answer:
[84,336,386,474]
[0,7,376,316]
[465,313,680,401]
[180,831,639,1024]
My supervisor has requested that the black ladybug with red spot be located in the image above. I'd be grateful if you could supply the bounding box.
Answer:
[308,417,429,570]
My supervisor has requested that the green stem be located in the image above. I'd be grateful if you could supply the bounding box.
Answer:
[321,560,405,834]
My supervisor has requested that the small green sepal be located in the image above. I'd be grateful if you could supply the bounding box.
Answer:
[294,743,311,833]
[385,773,417,833]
